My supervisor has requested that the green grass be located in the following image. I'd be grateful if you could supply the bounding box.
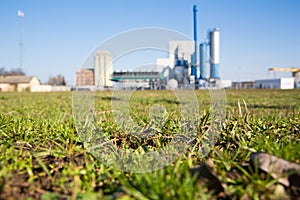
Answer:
[0,89,299,199]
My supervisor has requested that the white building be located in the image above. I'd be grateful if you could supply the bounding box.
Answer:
[156,58,172,72]
[156,40,195,71]
[215,80,232,89]
[0,76,40,92]
[255,78,294,89]
[94,50,113,88]
[169,40,195,66]
[31,84,52,92]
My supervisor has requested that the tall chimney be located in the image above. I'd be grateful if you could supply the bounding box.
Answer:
[192,5,198,80]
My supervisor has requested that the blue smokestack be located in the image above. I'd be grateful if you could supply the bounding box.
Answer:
[199,43,207,80]
[192,5,198,80]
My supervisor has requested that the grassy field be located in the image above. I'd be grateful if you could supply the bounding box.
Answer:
[0,89,299,199]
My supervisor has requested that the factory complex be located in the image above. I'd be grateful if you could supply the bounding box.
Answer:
[74,5,299,91]
[75,5,226,91]
[76,28,225,90]
[1,5,299,92]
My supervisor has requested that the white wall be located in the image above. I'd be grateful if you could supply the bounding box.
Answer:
[216,80,232,88]
[0,83,12,92]
[31,85,52,92]
[32,85,72,92]
[280,78,294,89]
[52,86,71,91]
[255,78,294,89]
[255,79,280,89]
[156,58,172,72]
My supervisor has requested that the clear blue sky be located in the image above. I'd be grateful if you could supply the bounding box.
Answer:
[1,0,300,84]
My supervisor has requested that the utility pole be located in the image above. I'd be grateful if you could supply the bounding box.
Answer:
[17,10,24,70]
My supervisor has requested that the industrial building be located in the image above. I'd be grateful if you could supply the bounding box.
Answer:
[110,27,223,90]
[255,78,295,89]
[232,81,255,89]
[76,68,94,86]
[73,6,296,91]
[268,67,300,88]
[75,51,112,90]
[74,5,226,91]
[94,50,113,88]
[249,67,300,90]
[110,29,222,89]
[110,5,223,90]
[112,70,161,90]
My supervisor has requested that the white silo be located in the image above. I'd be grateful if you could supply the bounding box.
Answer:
[209,28,220,79]
[94,50,113,88]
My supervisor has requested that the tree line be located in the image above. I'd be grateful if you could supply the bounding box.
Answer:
[0,67,66,85]
[0,67,25,76]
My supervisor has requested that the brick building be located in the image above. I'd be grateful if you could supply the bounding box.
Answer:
[76,68,94,86]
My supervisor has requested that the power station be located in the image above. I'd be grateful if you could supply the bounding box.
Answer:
[76,5,224,90]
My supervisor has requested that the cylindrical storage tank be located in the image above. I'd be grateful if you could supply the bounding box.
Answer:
[199,43,208,80]
[191,66,197,80]
[175,60,188,83]
[174,66,185,83]
[209,28,220,79]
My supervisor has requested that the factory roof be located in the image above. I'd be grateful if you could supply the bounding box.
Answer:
[112,71,161,81]
[0,75,37,84]
[77,68,94,72]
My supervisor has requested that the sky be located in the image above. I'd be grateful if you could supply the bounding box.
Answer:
[1,0,300,84]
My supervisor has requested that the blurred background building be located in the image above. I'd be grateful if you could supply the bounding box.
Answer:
[94,50,113,88]
[76,68,94,86]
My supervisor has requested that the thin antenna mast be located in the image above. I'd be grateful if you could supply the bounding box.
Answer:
[17,10,24,70]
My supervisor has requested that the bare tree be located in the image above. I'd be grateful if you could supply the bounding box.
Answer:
[0,68,5,75]
[0,67,25,76]
[47,74,66,85]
